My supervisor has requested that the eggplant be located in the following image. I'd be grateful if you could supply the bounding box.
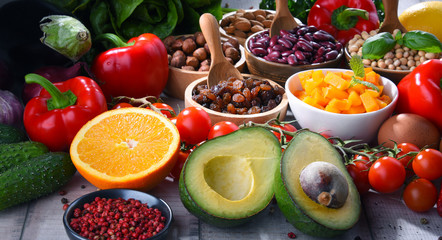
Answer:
[0,0,71,97]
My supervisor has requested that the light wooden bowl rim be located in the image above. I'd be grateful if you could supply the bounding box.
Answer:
[184,74,289,121]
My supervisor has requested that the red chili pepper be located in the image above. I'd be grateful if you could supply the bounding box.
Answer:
[396,59,442,133]
[91,33,169,100]
[23,74,107,152]
[307,0,380,45]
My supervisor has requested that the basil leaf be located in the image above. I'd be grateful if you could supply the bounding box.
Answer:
[362,32,396,60]
[349,55,365,78]
[403,30,442,53]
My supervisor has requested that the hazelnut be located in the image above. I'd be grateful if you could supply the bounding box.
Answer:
[199,64,210,71]
[255,15,266,22]
[186,56,199,68]
[250,20,264,27]
[167,54,172,64]
[262,20,272,28]
[193,48,207,61]
[224,25,236,34]
[234,20,251,32]
[162,36,175,52]
[220,18,230,27]
[182,38,197,55]
[200,59,211,66]
[251,25,264,33]
[234,29,247,39]
[253,9,266,18]
[170,55,186,68]
[204,43,210,55]
[181,65,195,71]
[171,38,183,51]
[225,57,234,65]
[243,12,256,20]
[172,50,185,59]
[227,38,240,50]
[222,42,234,52]
[194,32,206,47]
[225,47,240,62]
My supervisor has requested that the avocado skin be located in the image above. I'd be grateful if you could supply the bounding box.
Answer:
[0,152,76,211]
[274,130,359,238]
[0,141,49,174]
[179,127,280,228]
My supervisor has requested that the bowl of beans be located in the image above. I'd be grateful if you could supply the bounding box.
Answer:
[345,29,442,84]
[245,26,344,85]
[63,189,173,240]
[219,9,302,46]
[162,32,246,99]
[184,74,288,126]
[285,68,398,144]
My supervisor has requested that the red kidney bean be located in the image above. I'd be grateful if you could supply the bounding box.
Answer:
[303,51,312,59]
[281,50,294,57]
[311,41,321,49]
[279,29,290,37]
[249,41,266,49]
[287,54,298,66]
[303,33,313,41]
[306,26,318,33]
[313,30,334,42]
[320,41,336,49]
[294,50,305,61]
[325,50,339,60]
[276,57,288,64]
[296,27,308,36]
[272,44,288,52]
[257,36,270,45]
[285,34,298,44]
[317,46,326,56]
[269,35,278,47]
[313,56,325,64]
[251,47,267,57]
[335,42,343,52]
[278,38,294,49]
[268,50,281,59]
[297,41,313,52]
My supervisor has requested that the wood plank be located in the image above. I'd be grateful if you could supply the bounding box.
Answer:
[0,203,28,240]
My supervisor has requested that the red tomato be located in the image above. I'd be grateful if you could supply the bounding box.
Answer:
[112,102,133,109]
[396,142,420,177]
[369,157,406,193]
[207,121,239,140]
[169,149,191,179]
[403,178,437,212]
[147,102,176,118]
[412,149,442,180]
[175,107,211,145]
[271,123,297,142]
[346,156,372,195]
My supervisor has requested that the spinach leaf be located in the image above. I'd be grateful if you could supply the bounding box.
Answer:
[110,0,144,28]
[403,30,442,53]
[362,32,396,60]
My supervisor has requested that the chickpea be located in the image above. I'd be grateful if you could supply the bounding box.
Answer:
[416,60,421,66]
[349,39,356,46]
[403,51,409,58]
[400,65,408,70]
[407,60,415,67]
[418,50,425,57]
[388,64,395,70]
[408,56,414,60]
[396,66,403,70]
[384,52,394,59]
[378,60,387,69]
[369,30,377,36]
[393,59,401,67]
[361,31,370,40]
[425,52,436,59]
[410,66,416,71]
[362,59,372,65]
[394,44,401,49]
[349,45,359,52]
[354,34,362,40]
[395,52,403,59]
[385,58,393,65]
[414,55,421,61]
[371,61,377,67]
[420,56,427,63]
[355,39,365,46]
[400,58,408,66]
[403,47,410,51]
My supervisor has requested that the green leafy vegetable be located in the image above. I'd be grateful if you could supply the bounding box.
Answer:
[349,55,379,92]
[259,0,316,24]
[362,32,396,60]
[403,30,442,53]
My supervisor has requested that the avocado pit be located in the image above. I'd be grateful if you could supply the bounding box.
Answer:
[299,161,348,208]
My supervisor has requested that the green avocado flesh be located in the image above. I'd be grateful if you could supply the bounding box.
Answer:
[275,130,361,237]
[179,127,281,227]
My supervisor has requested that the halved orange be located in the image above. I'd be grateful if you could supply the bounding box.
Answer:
[70,107,180,191]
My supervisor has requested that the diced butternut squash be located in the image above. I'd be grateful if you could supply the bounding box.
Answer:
[348,83,366,95]
[342,71,354,81]
[323,86,349,100]
[360,92,379,112]
[299,70,314,86]
[311,88,328,107]
[325,104,340,113]
[324,72,350,90]
[365,71,380,85]
[348,91,362,106]
[328,98,351,111]
[342,105,366,114]
[365,89,380,98]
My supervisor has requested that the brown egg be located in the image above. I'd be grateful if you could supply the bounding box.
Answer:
[377,113,440,149]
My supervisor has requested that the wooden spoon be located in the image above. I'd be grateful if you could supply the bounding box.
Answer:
[378,0,407,34]
[270,0,299,37]
[199,13,243,88]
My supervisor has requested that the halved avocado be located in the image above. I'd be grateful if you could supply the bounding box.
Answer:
[274,130,361,237]
[179,127,281,227]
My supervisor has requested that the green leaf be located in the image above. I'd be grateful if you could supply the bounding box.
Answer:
[403,30,442,53]
[362,32,396,60]
[110,0,144,28]
[350,78,380,92]
[349,55,365,78]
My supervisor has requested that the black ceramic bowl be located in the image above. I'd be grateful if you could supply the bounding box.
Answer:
[63,189,173,240]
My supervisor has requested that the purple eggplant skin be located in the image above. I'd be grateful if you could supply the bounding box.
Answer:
[0,90,24,127]
[0,0,71,98]
[22,62,86,103]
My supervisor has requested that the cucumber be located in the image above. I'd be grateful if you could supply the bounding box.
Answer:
[0,152,76,211]
[0,124,27,144]
[0,141,49,174]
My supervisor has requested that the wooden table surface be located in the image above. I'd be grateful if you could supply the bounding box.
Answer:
[1,0,441,240]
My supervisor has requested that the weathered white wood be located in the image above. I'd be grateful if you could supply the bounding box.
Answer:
[0,203,28,240]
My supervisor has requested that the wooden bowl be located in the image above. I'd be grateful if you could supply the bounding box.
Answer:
[245,31,344,86]
[344,46,410,84]
[184,74,288,126]
[219,9,302,46]
[164,36,246,100]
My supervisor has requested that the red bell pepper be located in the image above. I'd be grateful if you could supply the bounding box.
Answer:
[307,0,380,45]
[91,33,169,100]
[396,59,442,133]
[23,74,107,152]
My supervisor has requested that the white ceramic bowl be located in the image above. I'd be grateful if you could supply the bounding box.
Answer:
[285,68,399,143]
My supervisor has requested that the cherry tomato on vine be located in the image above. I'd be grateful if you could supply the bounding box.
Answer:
[271,123,297,142]
[369,156,406,193]
[412,148,442,180]
[346,155,373,195]
[112,102,133,109]
[147,102,176,118]
[207,121,239,140]
[175,107,211,145]
[403,178,437,212]
[169,149,192,179]
[396,142,420,177]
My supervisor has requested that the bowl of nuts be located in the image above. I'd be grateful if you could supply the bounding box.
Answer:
[345,29,442,84]
[163,32,246,99]
[219,9,302,46]
[184,74,288,126]
[245,26,344,85]
[63,189,173,240]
